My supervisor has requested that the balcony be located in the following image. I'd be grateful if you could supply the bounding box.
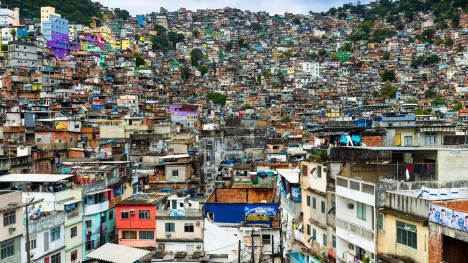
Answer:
[82,180,106,194]
[336,218,375,253]
[84,201,109,216]
[336,176,375,206]
[156,209,203,219]
[28,213,65,235]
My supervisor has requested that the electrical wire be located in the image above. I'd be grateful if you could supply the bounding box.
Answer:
[205,241,244,253]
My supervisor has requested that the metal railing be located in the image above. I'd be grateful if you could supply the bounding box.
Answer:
[336,218,374,240]
[336,176,375,195]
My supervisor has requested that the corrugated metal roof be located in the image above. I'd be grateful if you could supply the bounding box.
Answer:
[276,168,299,184]
[87,243,150,263]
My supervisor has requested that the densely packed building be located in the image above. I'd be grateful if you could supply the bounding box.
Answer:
[0,1,467,263]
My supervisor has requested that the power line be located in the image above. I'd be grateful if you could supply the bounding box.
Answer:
[205,241,244,253]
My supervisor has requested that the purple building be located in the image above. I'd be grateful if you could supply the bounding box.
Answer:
[47,32,80,58]
[170,104,200,128]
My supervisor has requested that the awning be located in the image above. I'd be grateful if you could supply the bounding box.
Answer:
[87,243,150,263]
[277,169,299,184]
[84,188,112,196]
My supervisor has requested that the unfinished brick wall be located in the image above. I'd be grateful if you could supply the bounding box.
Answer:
[428,224,443,263]
[209,188,274,203]
[362,135,382,147]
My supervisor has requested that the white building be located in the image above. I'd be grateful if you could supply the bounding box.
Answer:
[0,7,20,26]
[298,62,322,79]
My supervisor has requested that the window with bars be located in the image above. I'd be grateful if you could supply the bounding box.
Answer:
[184,223,194,232]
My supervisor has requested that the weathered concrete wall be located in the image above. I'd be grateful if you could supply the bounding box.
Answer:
[208,188,274,203]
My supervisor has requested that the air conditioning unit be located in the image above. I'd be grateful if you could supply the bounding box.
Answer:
[8,227,16,233]
[195,221,200,227]
[166,233,171,238]
[196,245,202,250]
[129,209,135,215]
[348,244,354,250]
[347,203,354,209]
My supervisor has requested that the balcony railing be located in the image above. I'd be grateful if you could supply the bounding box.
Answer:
[336,176,375,195]
[156,209,203,218]
[336,218,374,240]
[82,180,106,194]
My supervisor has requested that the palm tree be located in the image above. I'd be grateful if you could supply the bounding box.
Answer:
[10,29,17,41]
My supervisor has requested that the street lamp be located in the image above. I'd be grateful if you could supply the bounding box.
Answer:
[8,197,44,263]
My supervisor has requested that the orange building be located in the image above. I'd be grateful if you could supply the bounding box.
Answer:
[115,193,167,248]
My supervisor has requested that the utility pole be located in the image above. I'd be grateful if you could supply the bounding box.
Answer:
[238,239,241,263]
[271,235,275,263]
[280,219,284,263]
[9,197,44,263]
[251,228,255,263]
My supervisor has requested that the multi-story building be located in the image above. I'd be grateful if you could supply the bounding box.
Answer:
[0,191,23,263]
[0,7,20,26]
[156,194,205,254]
[116,193,167,248]
[8,41,39,68]
[40,6,61,33]
[42,14,69,41]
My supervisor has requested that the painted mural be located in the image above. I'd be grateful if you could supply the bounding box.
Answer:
[244,205,277,221]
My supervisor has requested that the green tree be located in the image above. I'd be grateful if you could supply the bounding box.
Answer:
[192,30,200,38]
[224,41,233,52]
[422,73,428,80]
[383,52,390,60]
[318,48,327,56]
[407,98,419,104]
[134,54,145,67]
[424,89,436,99]
[380,70,396,82]
[424,55,439,65]
[452,102,462,111]
[181,66,190,80]
[190,48,203,66]
[206,92,228,105]
[444,38,453,46]
[281,114,292,123]
[380,82,398,99]
[432,97,446,105]
[343,42,353,52]
[1,44,8,51]
[10,29,16,41]
[168,31,185,49]
[151,25,169,52]
[198,65,208,76]
[251,22,262,31]
[238,38,248,48]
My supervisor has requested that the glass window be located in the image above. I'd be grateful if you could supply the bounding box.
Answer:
[139,231,154,240]
[70,227,77,238]
[312,197,316,209]
[85,220,92,228]
[317,166,322,178]
[71,250,77,261]
[425,133,436,145]
[121,231,137,239]
[403,136,413,146]
[85,241,94,251]
[332,235,336,248]
[51,252,61,263]
[30,238,36,249]
[377,214,384,230]
[0,240,14,260]
[396,221,417,249]
[262,234,271,245]
[165,223,175,232]
[312,228,316,241]
[307,224,311,235]
[108,210,113,220]
[306,196,310,206]
[121,210,129,219]
[321,201,326,213]
[323,234,327,246]
[50,226,61,241]
[357,202,367,221]
[184,223,194,232]
[3,211,16,226]
[172,170,179,177]
[138,210,150,220]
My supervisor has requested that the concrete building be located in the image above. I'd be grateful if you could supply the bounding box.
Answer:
[0,7,20,26]
[40,6,61,33]
[42,14,69,41]
[155,195,204,254]
[8,41,39,68]
[0,191,23,263]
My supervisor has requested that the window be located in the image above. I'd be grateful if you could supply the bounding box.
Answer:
[262,235,271,245]
[317,166,322,178]
[109,210,113,220]
[85,241,94,251]
[323,234,327,246]
[50,226,61,241]
[357,202,367,221]
[172,170,179,177]
[0,240,14,260]
[157,243,165,252]
[70,227,77,238]
[71,250,77,261]
[306,196,311,206]
[403,136,413,146]
[121,231,137,239]
[139,230,154,240]
[312,197,316,209]
[377,214,384,230]
[51,252,61,263]
[85,220,92,228]
[165,223,175,232]
[184,223,194,232]
[312,228,316,241]
[139,210,150,220]
[121,210,129,219]
[307,224,311,235]
[425,132,436,145]
[332,235,336,248]
[3,211,16,226]
[302,165,308,176]
[30,238,37,249]
[321,201,326,213]
[396,221,417,249]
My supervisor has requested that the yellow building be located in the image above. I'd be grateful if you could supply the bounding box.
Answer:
[377,191,429,263]
[99,26,115,44]
[40,6,60,33]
